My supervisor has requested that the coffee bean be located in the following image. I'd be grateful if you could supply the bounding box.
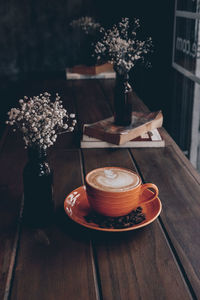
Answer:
[84,207,146,229]
[125,215,130,222]
[136,207,142,213]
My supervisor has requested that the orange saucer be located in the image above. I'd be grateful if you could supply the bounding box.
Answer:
[64,186,162,232]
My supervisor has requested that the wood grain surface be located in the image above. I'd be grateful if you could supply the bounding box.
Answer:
[0,78,50,300]
[0,130,27,300]
[78,79,193,298]
[10,150,98,300]
[100,78,200,297]
[1,78,199,300]
[82,148,192,300]
[131,145,200,297]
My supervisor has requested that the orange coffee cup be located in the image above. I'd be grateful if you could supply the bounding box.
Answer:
[85,167,159,217]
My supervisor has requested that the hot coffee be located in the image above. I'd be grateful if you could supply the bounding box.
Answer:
[86,167,140,192]
[85,167,159,217]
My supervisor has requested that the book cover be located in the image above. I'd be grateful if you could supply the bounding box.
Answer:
[68,63,114,74]
[66,63,116,80]
[66,69,116,80]
[81,129,165,148]
[83,111,163,145]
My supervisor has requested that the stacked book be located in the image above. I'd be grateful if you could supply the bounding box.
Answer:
[66,63,116,80]
[81,111,165,148]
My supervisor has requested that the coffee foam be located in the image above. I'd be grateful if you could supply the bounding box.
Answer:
[86,168,140,192]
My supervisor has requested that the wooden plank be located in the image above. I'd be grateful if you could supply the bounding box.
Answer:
[70,79,112,128]
[0,78,50,300]
[130,146,200,297]
[160,127,200,185]
[82,148,192,300]
[1,77,198,300]
[98,78,150,113]
[99,78,200,297]
[98,78,115,110]
[99,79,200,183]
[0,78,80,300]
[0,131,26,300]
[10,149,98,300]
[75,79,192,298]
[42,79,79,149]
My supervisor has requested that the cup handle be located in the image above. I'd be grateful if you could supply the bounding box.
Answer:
[140,183,159,204]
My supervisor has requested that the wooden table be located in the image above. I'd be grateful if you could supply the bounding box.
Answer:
[1,78,200,300]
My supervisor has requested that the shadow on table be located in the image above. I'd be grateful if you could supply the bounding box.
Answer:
[55,205,148,243]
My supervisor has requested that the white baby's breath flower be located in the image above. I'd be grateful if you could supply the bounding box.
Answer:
[70,16,102,35]
[70,113,75,118]
[63,124,68,129]
[6,93,76,149]
[94,17,153,75]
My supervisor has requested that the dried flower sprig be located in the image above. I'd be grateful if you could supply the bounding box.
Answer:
[69,16,105,66]
[94,17,153,75]
[6,92,77,149]
[70,16,103,35]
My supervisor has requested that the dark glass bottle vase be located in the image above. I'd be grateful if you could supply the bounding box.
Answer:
[23,147,54,228]
[114,73,133,126]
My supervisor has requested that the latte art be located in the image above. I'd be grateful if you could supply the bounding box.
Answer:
[97,170,135,189]
[86,167,140,192]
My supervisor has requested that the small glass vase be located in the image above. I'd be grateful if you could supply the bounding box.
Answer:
[23,146,54,228]
[114,72,133,126]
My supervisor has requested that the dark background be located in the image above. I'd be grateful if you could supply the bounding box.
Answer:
[0,0,175,142]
